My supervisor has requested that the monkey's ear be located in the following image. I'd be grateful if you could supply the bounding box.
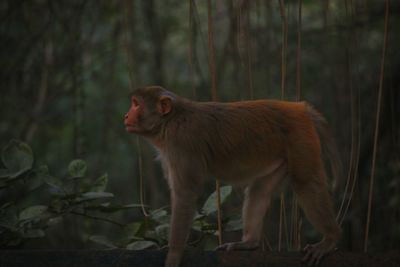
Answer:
[158,96,172,115]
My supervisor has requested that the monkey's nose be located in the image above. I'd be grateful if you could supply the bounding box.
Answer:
[124,113,128,119]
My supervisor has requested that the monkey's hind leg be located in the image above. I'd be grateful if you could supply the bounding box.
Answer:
[293,176,341,266]
[216,163,286,251]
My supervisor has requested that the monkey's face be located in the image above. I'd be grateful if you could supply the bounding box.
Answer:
[124,92,172,135]
[124,96,143,133]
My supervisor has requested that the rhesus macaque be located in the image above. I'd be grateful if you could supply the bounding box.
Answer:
[124,86,341,267]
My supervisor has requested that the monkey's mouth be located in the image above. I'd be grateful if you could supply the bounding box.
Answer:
[125,124,137,132]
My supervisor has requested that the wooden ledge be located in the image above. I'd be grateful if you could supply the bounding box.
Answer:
[0,249,399,267]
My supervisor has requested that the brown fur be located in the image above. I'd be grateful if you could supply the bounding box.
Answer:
[124,86,342,267]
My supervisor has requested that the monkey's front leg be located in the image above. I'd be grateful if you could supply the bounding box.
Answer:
[165,191,198,267]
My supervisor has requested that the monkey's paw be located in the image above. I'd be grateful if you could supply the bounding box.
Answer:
[215,241,259,251]
[302,242,336,266]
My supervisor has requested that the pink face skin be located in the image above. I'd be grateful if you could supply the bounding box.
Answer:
[124,94,172,134]
[124,97,142,133]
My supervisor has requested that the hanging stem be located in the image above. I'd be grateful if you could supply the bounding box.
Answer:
[364,0,389,252]
[207,0,222,246]
[121,1,149,217]
[279,0,288,99]
[207,0,218,102]
[278,0,288,251]
[122,0,136,90]
[296,0,302,101]
[290,0,302,250]
[188,0,197,99]
[244,2,254,99]
[278,192,284,251]
[137,137,149,217]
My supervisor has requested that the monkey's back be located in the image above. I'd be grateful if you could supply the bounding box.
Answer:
[166,99,319,183]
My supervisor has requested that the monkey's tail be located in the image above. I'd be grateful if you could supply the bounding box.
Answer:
[306,104,343,193]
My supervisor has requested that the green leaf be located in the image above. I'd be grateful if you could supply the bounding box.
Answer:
[43,174,63,189]
[200,222,217,234]
[0,208,18,230]
[47,216,63,227]
[86,203,143,213]
[91,173,108,192]
[19,205,48,221]
[81,191,114,199]
[26,166,49,191]
[23,229,45,238]
[30,165,62,191]
[202,186,232,215]
[124,222,143,238]
[89,235,117,248]
[150,209,169,224]
[155,223,169,241]
[126,240,157,250]
[0,140,33,178]
[35,165,50,177]
[76,192,114,202]
[224,219,243,231]
[191,220,202,232]
[68,159,87,178]
[194,211,205,221]
[145,230,158,241]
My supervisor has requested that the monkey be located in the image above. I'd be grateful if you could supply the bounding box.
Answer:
[124,86,342,267]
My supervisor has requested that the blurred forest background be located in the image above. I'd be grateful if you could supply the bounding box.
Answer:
[0,0,399,254]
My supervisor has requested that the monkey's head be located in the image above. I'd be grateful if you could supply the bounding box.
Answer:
[124,86,175,135]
